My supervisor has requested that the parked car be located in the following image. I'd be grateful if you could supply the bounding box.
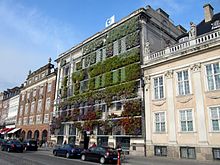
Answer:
[53,144,82,158]
[1,139,24,152]
[23,139,38,151]
[81,146,118,164]
[0,139,7,146]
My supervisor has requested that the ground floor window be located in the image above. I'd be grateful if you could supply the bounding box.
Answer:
[97,137,108,146]
[180,147,196,159]
[154,146,167,156]
[213,148,220,160]
[68,136,76,145]
[116,137,130,154]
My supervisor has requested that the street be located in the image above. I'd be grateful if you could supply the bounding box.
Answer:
[0,149,219,165]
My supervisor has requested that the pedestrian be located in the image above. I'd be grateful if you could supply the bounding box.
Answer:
[63,140,67,145]
[91,142,96,147]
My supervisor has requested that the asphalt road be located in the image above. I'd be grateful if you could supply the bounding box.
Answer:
[0,149,219,165]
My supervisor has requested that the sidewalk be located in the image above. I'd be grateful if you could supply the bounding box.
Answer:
[122,155,220,165]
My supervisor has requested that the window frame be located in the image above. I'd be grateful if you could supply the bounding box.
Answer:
[176,69,191,96]
[154,111,166,133]
[179,109,194,132]
[152,75,165,100]
[209,106,220,132]
[205,62,220,91]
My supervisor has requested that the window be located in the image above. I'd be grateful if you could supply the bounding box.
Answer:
[22,94,25,101]
[120,37,126,53]
[210,106,220,131]
[35,76,38,81]
[113,40,119,55]
[40,86,44,95]
[180,110,193,132]
[180,147,196,159]
[18,118,22,125]
[177,70,190,95]
[47,83,52,92]
[20,105,23,116]
[46,98,51,111]
[36,115,41,124]
[155,112,165,132]
[31,102,35,114]
[155,146,167,156]
[153,76,164,99]
[37,100,42,113]
[206,63,220,91]
[27,92,30,99]
[44,114,49,123]
[23,117,28,125]
[33,89,36,97]
[29,116,34,125]
[25,104,29,115]
[213,148,220,160]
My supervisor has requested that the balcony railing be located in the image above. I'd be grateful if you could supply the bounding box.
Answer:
[147,29,220,61]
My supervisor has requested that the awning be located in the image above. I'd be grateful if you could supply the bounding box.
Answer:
[0,128,9,134]
[1,128,14,134]
[7,128,21,134]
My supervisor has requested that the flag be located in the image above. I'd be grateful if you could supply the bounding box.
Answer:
[105,15,115,27]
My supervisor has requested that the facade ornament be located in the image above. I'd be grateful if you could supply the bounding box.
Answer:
[143,41,151,64]
[190,63,201,72]
[165,70,173,79]
[144,75,151,91]
[48,57,52,64]
[189,22,197,39]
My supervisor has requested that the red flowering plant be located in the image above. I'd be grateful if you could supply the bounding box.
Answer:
[121,100,141,117]
[120,117,142,135]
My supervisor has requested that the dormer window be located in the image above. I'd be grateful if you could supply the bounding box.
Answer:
[212,20,220,30]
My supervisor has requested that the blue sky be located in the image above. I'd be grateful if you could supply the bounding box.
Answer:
[0,0,220,91]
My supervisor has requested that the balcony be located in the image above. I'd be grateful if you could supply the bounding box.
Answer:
[144,29,220,65]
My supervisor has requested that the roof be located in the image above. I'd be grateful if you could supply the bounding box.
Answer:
[197,12,220,36]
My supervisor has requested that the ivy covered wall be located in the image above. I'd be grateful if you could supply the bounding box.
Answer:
[56,15,143,136]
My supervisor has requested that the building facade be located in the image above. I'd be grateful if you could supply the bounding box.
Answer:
[16,59,56,143]
[142,4,220,160]
[52,5,183,156]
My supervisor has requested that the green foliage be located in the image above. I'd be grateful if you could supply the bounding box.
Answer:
[126,31,140,50]
[83,36,105,55]
[76,61,82,70]
[125,63,140,81]
[121,100,141,117]
[90,52,96,65]
[112,70,119,84]
[89,78,95,90]
[84,55,90,67]
[89,47,140,78]
[106,43,113,58]
[74,82,80,95]
[106,16,139,44]
[104,72,112,87]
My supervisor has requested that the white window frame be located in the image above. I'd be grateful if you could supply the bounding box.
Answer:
[37,100,42,113]
[205,62,220,91]
[31,102,35,114]
[44,114,49,123]
[154,111,166,133]
[176,69,191,96]
[29,116,34,125]
[179,109,195,132]
[25,104,29,115]
[40,86,44,95]
[209,105,220,132]
[23,117,28,125]
[152,75,165,100]
[47,83,52,92]
[36,115,42,124]
[20,105,23,116]
[46,98,51,111]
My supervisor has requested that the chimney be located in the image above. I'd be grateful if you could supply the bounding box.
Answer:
[203,4,214,22]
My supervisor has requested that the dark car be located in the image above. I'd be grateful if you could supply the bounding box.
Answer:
[0,139,7,146]
[81,146,118,164]
[1,139,24,152]
[53,144,82,158]
[23,139,38,151]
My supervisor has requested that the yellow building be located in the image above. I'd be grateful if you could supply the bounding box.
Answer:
[142,4,220,160]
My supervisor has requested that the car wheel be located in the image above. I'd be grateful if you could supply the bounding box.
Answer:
[66,152,70,158]
[7,147,10,152]
[100,157,105,164]
[53,151,57,156]
[1,147,4,151]
[81,154,86,161]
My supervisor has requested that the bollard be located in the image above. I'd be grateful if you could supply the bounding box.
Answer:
[117,148,121,165]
